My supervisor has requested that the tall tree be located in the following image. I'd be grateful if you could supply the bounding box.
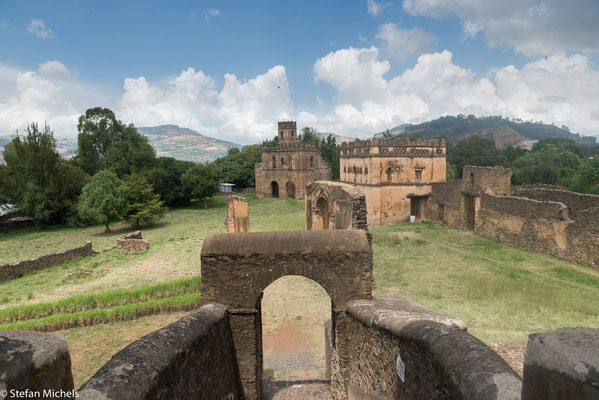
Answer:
[76,107,120,175]
[181,162,220,209]
[124,174,166,228]
[153,157,194,206]
[448,135,506,177]
[78,170,129,233]
[1,123,88,227]
[320,134,340,180]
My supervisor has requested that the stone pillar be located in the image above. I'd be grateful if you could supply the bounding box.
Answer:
[521,327,599,400]
[0,331,74,396]
[228,311,262,400]
[225,195,250,233]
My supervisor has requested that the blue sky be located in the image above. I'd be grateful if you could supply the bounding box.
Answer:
[1,0,598,144]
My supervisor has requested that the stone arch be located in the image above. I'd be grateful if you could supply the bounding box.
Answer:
[271,181,279,198]
[317,196,329,230]
[200,230,372,399]
[286,181,296,199]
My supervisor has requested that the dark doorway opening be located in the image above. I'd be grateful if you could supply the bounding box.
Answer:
[286,181,296,199]
[316,197,329,230]
[271,181,279,198]
[409,196,428,221]
[465,194,476,230]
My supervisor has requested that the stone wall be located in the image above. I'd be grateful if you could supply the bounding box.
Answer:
[0,241,94,283]
[224,195,250,233]
[78,303,242,400]
[117,231,148,253]
[0,330,74,397]
[514,186,599,220]
[305,181,367,231]
[341,296,522,400]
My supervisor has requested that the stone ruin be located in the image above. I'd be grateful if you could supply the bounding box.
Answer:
[117,231,148,253]
[2,228,598,399]
[224,195,250,233]
[305,181,368,232]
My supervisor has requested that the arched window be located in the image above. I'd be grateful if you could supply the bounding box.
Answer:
[309,156,314,168]
[364,167,368,175]
[281,157,284,168]
[386,167,393,182]
[288,156,293,169]
[272,156,276,168]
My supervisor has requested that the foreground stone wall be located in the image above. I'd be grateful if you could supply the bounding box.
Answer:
[0,241,94,283]
[78,303,242,400]
[0,330,74,396]
[305,181,367,231]
[340,296,522,400]
[224,195,250,233]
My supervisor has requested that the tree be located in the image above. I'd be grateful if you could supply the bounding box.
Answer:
[298,127,320,144]
[513,147,581,186]
[152,157,194,206]
[124,174,166,228]
[78,171,129,233]
[446,163,458,182]
[213,145,262,188]
[76,108,121,175]
[320,134,341,179]
[181,162,220,208]
[447,135,506,177]
[1,123,88,227]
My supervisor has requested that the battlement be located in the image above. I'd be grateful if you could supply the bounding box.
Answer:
[341,137,446,157]
[262,141,320,152]
[278,121,297,130]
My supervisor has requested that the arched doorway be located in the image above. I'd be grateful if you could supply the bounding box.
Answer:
[261,275,330,396]
[286,181,296,199]
[316,197,329,230]
[271,181,279,198]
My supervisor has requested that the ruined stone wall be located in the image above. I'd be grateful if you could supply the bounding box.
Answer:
[461,165,512,196]
[0,241,94,283]
[78,303,242,400]
[426,181,466,228]
[117,231,148,253]
[476,194,599,267]
[514,186,599,219]
[225,195,250,232]
[341,296,522,400]
[305,181,367,231]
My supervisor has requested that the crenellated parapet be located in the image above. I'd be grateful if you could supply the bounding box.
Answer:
[341,137,446,157]
[262,141,321,153]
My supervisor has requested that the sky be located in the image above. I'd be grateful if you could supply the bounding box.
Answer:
[1,0,599,144]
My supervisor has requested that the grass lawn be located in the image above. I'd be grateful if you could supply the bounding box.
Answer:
[2,195,599,385]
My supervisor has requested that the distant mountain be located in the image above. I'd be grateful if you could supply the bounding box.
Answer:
[0,125,242,164]
[137,125,241,163]
[384,115,597,150]
[315,131,356,143]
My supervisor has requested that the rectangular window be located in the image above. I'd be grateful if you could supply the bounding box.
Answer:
[415,169,422,181]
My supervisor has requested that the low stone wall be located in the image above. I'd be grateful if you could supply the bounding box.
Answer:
[0,330,74,397]
[0,241,94,283]
[78,303,242,400]
[514,187,599,220]
[341,296,522,399]
[476,194,599,267]
[117,231,148,253]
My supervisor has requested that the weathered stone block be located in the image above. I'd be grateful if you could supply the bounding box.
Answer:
[0,330,74,397]
[224,195,250,233]
[522,327,599,400]
[117,231,148,253]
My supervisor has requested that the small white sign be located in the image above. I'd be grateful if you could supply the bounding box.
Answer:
[396,354,406,383]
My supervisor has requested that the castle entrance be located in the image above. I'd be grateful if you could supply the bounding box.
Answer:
[271,181,279,197]
[200,230,372,399]
[286,181,296,199]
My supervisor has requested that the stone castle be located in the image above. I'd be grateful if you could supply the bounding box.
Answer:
[255,121,331,200]
[340,137,446,225]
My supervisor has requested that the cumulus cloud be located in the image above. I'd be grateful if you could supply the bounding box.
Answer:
[0,62,112,137]
[402,0,599,56]
[376,22,436,61]
[367,0,387,17]
[119,66,292,144]
[27,18,54,39]
[204,9,222,22]
[310,46,599,137]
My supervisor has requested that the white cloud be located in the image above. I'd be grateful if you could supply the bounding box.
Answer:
[119,66,292,144]
[402,0,599,56]
[204,9,222,22]
[367,0,387,17]
[27,18,55,39]
[375,23,436,61]
[0,62,112,137]
[310,46,599,138]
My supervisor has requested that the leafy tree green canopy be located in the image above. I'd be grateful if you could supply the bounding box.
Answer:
[213,145,261,188]
[152,157,194,206]
[0,123,88,227]
[77,170,129,233]
[447,135,506,177]
[124,173,166,228]
[181,162,220,208]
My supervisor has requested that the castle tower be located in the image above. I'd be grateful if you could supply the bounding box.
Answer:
[278,121,297,145]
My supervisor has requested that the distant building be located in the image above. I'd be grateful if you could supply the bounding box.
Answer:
[255,121,331,200]
[515,139,538,150]
[220,183,235,193]
[340,137,446,225]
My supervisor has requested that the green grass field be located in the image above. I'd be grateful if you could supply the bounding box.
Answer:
[1,194,599,385]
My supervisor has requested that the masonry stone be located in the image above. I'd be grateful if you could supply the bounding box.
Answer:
[117,231,148,253]
[224,195,249,233]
